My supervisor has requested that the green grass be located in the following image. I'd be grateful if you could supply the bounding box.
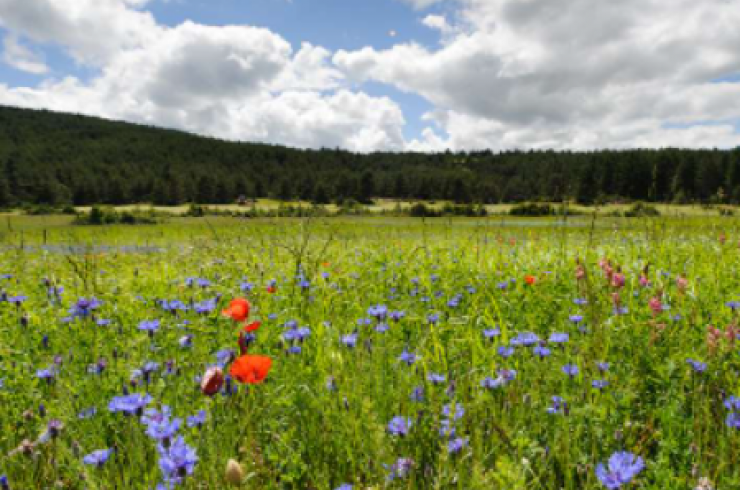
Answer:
[1,216,739,489]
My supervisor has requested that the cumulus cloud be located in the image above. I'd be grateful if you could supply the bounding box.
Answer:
[0,5,405,152]
[2,34,47,73]
[400,0,446,10]
[337,0,740,149]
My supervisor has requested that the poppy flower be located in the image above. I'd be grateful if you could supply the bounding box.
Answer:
[525,275,537,285]
[222,298,250,322]
[201,367,224,396]
[267,286,276,294]
[229,355,272,384]
[243,321,261,333]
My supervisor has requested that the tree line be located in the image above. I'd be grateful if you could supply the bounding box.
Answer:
[2,105,740,206]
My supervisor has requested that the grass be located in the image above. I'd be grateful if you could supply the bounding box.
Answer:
[0,215,739,489]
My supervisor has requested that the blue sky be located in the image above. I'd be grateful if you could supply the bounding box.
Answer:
[1,0,739,151]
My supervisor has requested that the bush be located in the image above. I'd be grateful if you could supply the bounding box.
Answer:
[509,203,555,217]
[74,206,159,225]
[623,202,661,217]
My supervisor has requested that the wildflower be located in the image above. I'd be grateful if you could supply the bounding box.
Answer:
[389,310,406,321]
[442,403,465,420]
[225,459,244,485]
[410,386,425,402]
[242,321,261,333]
[146,415,182,443]
[187,410,207,428]
[157,436,198,485]
[427,373,446,384]
[138,320,161,335]
[597,362,610,372]
[726,412,740,429]
[341,333,358,348]
[498,346,514,358]
[201,367,224,396]
[511,332,539,346]
[108,393,152,416]
[385,457,414,481]
[686,359,707,373]
[547,396,567,415]
[179,335,193,348]
[595,451,645,489]
[562,364,579,378]
[368,304,388,321]
[0,475,8,490]
[648,296,663,316]
[482,327,500,340]
[481,376,506,389]
[724,396,740,411]
[398,349,418,365]
[592,380,609,390]
[78,407,97,419]
[525,275,536,285]
[69,297,101,318]
[222,298,250,323]
[549,332,569,343]
[229,355,272,384]
[534,345,551,358]
[448,437,468,454]
[568,314,584,324]
[83,448,113,467]
[36,366,56,381]
[387,416,412,436]
[335,485,353,490]
[427,313,441,324]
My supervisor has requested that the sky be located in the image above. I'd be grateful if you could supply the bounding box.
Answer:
[1,0,740,152]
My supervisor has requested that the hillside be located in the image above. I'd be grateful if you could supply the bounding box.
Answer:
[1,105,739,206]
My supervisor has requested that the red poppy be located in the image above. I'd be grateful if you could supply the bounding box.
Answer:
[229,355,272,384]
[243,321,261,333]
[525,275,537,285]
[201,367,224,396]
[222,298,250,322]
[266,285,276,294]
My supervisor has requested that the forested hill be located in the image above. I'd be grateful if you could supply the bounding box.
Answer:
[1,104,740,206]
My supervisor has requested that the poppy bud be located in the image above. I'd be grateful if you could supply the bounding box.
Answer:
[225,459,244,485]
[201,367,225,396]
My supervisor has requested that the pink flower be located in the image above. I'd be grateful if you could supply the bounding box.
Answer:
[648,296,663,316]
[200,367,224,396]
[611,273,625,289]
[639,275,650,287]
[676,276,688,292]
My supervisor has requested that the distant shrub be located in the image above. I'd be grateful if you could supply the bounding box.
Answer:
[623,202,661,217]
[719,207,735,216]
[75,206,159,225]
[408,203,441,218]
[509,203,555,217]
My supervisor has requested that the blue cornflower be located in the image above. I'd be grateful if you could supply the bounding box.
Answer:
[724,396,740,411]
[686,359,707,373]
[592,380,609,390]
[595,451,645,489]
[341,333,358,348]
[569,314,584,324]
[483,328,500,340]
[295,327,311,341]
[187,410,207,428]
[389,310,406,321]
[108,393,152,415]
[481,376,506,389]
[375,322,390,333]
[726,412,740,429]
[447,437,468,454]
[368,305,388,320]
[178,335,193,348]
[597,362,611,372]
[511,332,539,346]
[498,369,517,381]
[36,366,56,380]
[215,349,235,366]
[387,416,412,436]
[194,299,216,314]
[497,346,514,358]
[410,386,425,402]
[562,364,580,378]
[547,396,567,415]
[574,298,588,305]
[549,332,570,343]
[240,281,254,292]
[197,278,211,288]
[427,373,446,384]
[146,416,182,442]
[385,457,414,481]
[356,318,373,326]
[398,349,418,365]
[83,448,113,467]
[727,301,740,311]
[78,407,97,419]
[0,475,7,490]
[160,299,187,313]
[138,320,161,334]
[442,403,465,420]
[427,313,441,324]
[8,295,27,304]
[533,345,551,358]
[439,418,456,438]
[287,345,302,354]
[335,485,353,490]
[69,297,102,318]
[157,436,198,485]
[96,319,111,326]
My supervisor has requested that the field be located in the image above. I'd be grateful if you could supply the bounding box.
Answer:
[1,215,740,489]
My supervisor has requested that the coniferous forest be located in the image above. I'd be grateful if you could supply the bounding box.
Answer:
[2,104,740,206]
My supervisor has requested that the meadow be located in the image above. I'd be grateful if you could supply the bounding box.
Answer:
[1,214,739,489]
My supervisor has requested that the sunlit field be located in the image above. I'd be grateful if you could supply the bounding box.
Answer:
[1,215,740,489]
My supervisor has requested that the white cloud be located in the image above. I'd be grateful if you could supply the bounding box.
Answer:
[400,0,446,10]
[337,0,740,149]
[2,34,47,73]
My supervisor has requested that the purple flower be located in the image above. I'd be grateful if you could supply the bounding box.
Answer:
[410,386,425,402]
[157,436,198,485]
[592,380,609,390]
[481,376,506,389]
[108,393,152,416]
[686,359,707,373]
[547,396,568,415]
[78,407,97,419]
[335,485,353,490]
[427,373,446,384]
[549,332,569,343]
[387,416,412,436]
[368,304,388,321]
[427,313,441,324]
[194,299,216,314]
[569,315,584,324]
[385,457,414,481]
[562,364,580,378]
[341,333,358,348]
[389,310,406,322]
[138,320,161,334]
[726,412,740,429]
[146,416,182,442]
[511,332,539,346]
[724,396,740,411]
[597,362,611,372]
[497,346,514,358]
[483,328,501,340]
[36,366,56,380]
[533,345,551,358]
[398,349,418,365]
[442,403,465,420]
[595,451,645,489]
[447,437,468,454]
[83,448,113,466]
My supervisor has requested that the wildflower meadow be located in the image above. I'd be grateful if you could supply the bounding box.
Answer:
[1,216,739,489]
